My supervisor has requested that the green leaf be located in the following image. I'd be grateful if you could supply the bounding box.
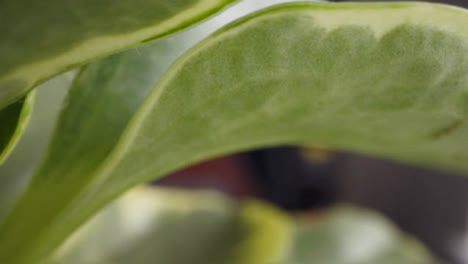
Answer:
[110,2,468,175]
[0,71,74,221]
[0,91,35,165]
[1,2,467,264]
[0,2,265,261]
[0,0,236,110]
[0,34,199,264]
[50,187,433,264]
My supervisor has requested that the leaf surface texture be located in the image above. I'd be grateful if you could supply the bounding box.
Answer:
[0,2,467,264]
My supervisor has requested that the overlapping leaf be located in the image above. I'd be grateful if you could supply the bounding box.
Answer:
[0,0,235,110]
[0,1,295,262]
[0,92,35,165]
[0,40,182,264]
[0,71,74,220]
[1,2,467,264]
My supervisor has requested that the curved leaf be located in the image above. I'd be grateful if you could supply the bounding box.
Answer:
[50,187,433,264]
[0,71,75,220]
[0,91,35,165]
[0,32,202,264]
[0,0,235,110]
[112,2,468,175]
[1,2,467,264]
[0,1,294,262]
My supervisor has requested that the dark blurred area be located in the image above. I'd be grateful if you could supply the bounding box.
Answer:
[154,1,468,264]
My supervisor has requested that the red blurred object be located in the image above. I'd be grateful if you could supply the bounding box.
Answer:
[154,155,256,198]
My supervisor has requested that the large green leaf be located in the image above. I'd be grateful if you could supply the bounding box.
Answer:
[0,0,235,110]
[1,2,467,264]
[0,1,288,262]
[0,91,35,165]
[50,187,433,264]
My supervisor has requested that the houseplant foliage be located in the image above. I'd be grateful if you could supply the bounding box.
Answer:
[0,0,236,168]
[0,0,236,109]
[0,92,34,165]
[0,1,467,264]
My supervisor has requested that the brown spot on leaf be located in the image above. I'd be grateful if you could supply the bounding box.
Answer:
[433,118,466,139]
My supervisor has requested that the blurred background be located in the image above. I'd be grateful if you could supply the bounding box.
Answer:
[0,0,467,263]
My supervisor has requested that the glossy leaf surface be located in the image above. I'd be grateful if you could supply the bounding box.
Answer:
[1,2,467,264]
[51,187,433,264]
[0,91,35,165]
[0,0,235,109]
